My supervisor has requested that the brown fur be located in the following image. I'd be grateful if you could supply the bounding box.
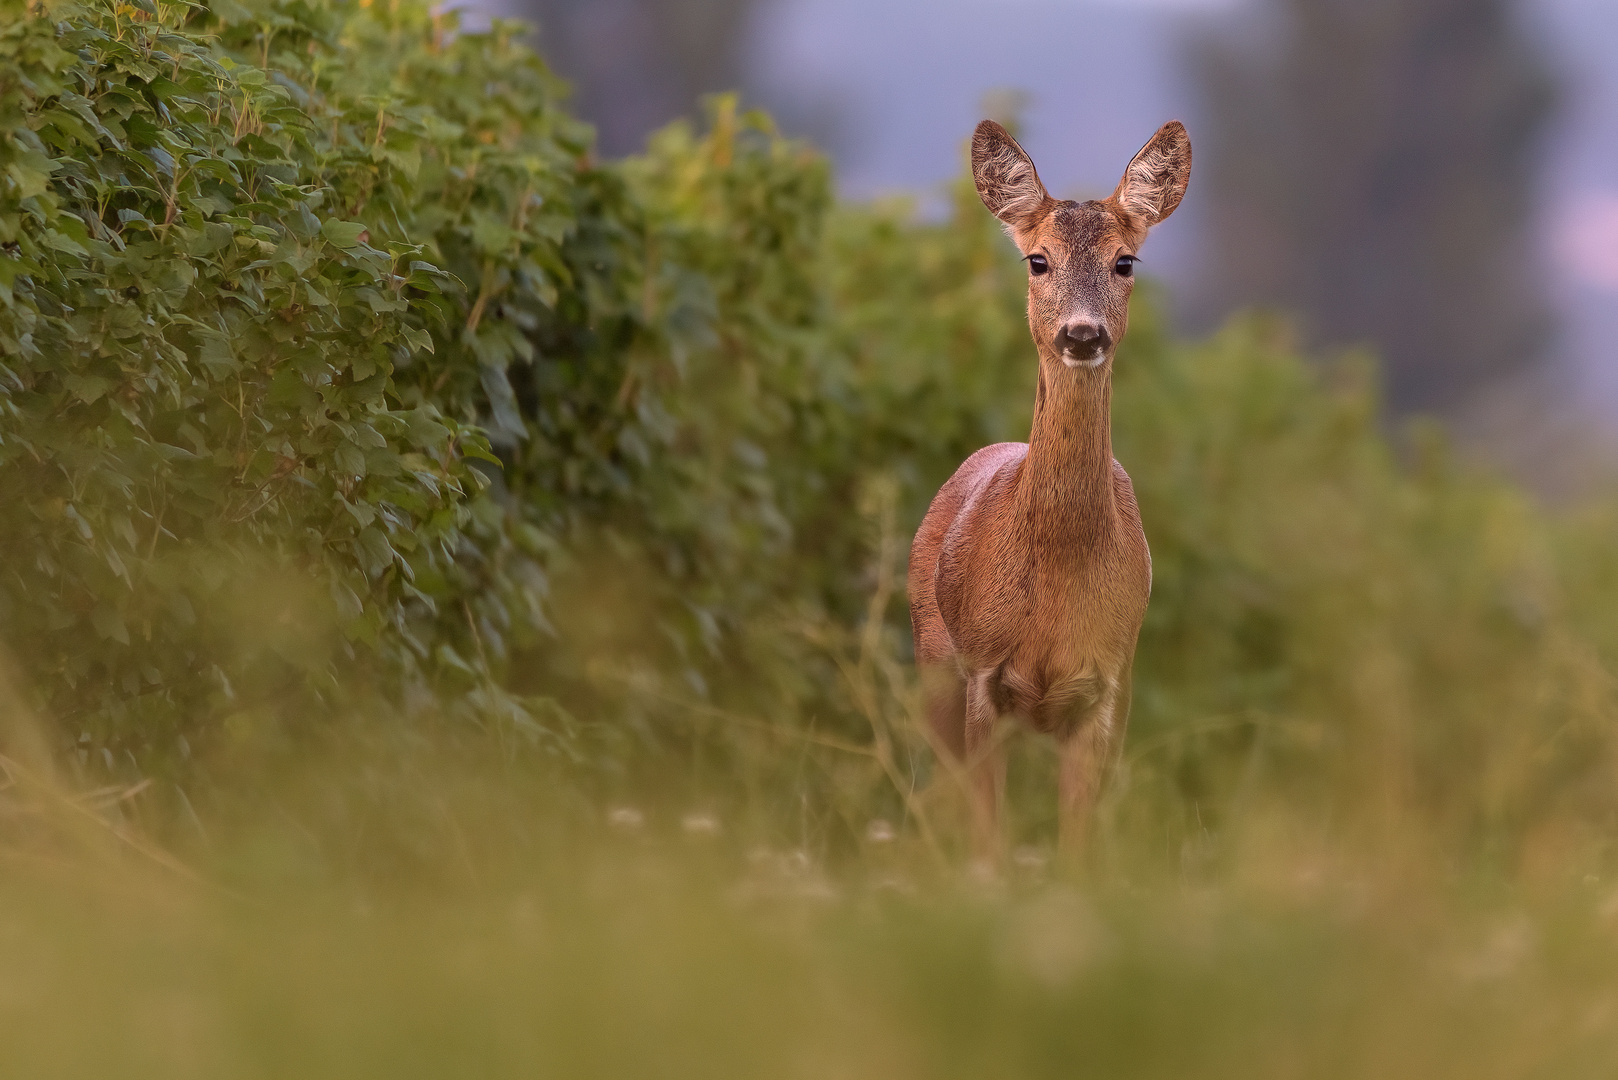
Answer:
[909,120,1191,857]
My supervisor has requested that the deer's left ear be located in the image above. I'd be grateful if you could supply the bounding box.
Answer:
[1112,121,1191,226]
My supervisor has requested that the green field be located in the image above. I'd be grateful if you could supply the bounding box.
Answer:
[6,674,1618,1079]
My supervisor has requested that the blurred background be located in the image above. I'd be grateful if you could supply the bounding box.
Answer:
[473,0,1618,490]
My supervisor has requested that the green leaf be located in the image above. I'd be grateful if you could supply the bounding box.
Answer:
[6,150,58,199]
[401,326,434,355]
[355,527,396,576]
[63,374,113,403]
[321,219,368,248]
[90,604,130,645]
[288,203,322,240]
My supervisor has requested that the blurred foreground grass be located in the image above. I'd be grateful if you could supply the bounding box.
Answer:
[7,667,1618,1080]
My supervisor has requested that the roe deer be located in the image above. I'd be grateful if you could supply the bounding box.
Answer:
[908,119,1191,858]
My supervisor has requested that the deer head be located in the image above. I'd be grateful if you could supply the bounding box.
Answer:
[972,120,1191,369]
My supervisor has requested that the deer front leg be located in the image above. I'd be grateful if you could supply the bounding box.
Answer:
[919,662,966,763]
[1057,671,1131,855]
[964,669,1006,864]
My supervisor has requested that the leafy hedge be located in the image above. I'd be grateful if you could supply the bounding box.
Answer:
[0,0,736,756]
[0,0,950,762]
[0,0,483,750]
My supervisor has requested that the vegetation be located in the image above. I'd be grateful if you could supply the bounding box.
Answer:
[3,0,1618,1074]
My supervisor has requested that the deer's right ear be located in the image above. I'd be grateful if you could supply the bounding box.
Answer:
[972,120,1050,227]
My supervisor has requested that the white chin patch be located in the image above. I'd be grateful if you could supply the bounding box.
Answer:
[1061,353,1107,369]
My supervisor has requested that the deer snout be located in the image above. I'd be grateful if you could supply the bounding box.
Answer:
[1053,321,1112,367]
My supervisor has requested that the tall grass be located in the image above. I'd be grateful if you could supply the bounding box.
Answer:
[5,641,1618,1078]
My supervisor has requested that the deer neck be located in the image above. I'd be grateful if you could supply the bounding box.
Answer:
[1015,356,1117,554]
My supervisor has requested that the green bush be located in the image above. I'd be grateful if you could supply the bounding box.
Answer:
[0,0,914,765]
[0,0,498,756]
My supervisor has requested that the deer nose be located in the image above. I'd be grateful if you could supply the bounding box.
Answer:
[1054,321,1111,359]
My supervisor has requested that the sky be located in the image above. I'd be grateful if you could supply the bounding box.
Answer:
[1535,0,1618,409]
[744,0,1217,310]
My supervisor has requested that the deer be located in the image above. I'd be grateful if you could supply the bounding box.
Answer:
[908,119,1191,860]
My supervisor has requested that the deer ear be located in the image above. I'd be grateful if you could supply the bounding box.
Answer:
[1112,121,1191,226]
[972,120,1050,226]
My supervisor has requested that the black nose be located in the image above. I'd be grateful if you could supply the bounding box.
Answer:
[1054,321,1111,357]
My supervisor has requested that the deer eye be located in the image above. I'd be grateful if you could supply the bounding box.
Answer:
[1114,254,1137,278]
[1026,254,1049,276]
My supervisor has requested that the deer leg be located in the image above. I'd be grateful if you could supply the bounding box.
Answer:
[1057,673,1130,855]
[963,669,1005,863]
[919,662,966,763]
